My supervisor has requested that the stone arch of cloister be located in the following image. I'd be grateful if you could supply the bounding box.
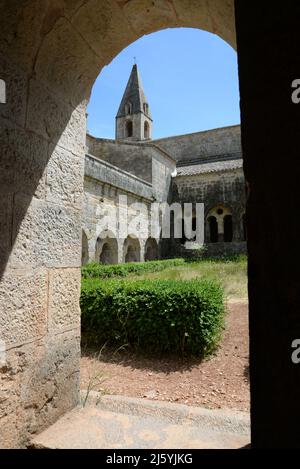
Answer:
[1,0,298,449]
[123,235,142,263]
[144,237,159,261]
[206,205,233,243]
[95,230,119,265]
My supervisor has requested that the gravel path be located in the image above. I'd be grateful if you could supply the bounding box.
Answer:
[81,301,249,412]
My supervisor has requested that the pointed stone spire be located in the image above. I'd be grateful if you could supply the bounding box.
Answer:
[115,64,153,141]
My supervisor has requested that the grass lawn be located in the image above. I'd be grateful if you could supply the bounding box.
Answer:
[129,256,248,301]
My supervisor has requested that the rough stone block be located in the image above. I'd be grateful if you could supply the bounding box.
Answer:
[172,0,212,29]
[0,116,48,198]
[48,268,81,332]
[46,144,84,209]
[0,330,80,448]
[26,79,86,156]
[116,0,177,37]
[0,193,13,252]
[0,269,48,347]
[0,1,49,73]
[71,0,137,65]
[0,348,21,448]
[10,195,81,268]
[19,330,80,440]
[0,54,27,126]
[34,18,100,106]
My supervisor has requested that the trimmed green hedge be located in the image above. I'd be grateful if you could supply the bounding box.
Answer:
[81,278,225,357]
[81,258,185,279]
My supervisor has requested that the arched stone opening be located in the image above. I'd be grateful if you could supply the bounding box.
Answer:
[145,238,158,261]
[224,214,233,242]
[96,232,118,265]
[81,230,89,265]
[123,236,141,263]
[208,216,218,243]
[144,121,150,139]
[0,0,243,449]
[206,206,233,243]
[2,0,299,450]
[125,120,133,138]
[99,242,114,264]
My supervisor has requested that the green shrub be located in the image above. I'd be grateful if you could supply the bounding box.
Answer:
[80,278,225,357]
[81,258,185,279]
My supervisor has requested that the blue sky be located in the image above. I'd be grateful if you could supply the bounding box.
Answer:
[87,28,240,140]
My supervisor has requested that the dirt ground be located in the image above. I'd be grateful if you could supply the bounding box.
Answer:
[80,301,249,412]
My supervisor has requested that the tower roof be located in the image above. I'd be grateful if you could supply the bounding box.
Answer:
[116,64,152,119]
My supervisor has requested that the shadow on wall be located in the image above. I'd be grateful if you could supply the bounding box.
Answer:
[0,110,85,281]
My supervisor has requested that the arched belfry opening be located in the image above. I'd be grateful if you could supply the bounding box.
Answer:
[125,120,133,138]
[144,121,150,139]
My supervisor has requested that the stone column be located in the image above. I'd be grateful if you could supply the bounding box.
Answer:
[0,11,100,447]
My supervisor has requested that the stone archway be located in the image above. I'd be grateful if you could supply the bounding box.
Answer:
[2,0,295,450]
[206,205,233,243]
[123,236,141,263]
[0,1,237,448]
[207,216,218,243]
[145,238,159,261]
[95,230,119,265]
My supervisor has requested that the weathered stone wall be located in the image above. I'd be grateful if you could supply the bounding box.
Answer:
[155,125,241,163]
[86,136,176,203]
[116,112,152,141]
[85,154,154,201]
[204,241,247,256]
[0,60,84,448]
[86,136,153,183]
[83,154,161,264]
[173,168,246,242]
[0,1,94,449]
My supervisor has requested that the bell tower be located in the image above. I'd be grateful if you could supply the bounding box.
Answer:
[116,64,153,141]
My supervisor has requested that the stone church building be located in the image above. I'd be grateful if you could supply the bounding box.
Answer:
[83,64,246,264]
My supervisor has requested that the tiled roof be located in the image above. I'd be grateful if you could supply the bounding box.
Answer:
[176,158,243,177]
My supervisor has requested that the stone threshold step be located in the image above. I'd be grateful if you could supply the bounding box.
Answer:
[31,392,250,449]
